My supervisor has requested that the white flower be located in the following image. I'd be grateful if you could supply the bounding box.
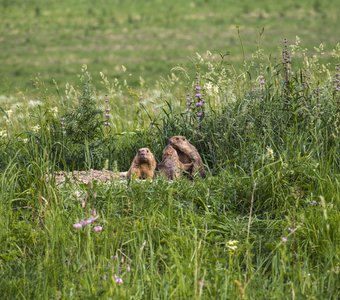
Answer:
[28,99,42,107]
[266,146,274,159]
[226,240,239,252]
[50,107,58,116]
[31,125,41,132]
[0,130,7,138]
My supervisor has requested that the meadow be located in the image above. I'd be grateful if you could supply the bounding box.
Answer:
[0,1,340,299]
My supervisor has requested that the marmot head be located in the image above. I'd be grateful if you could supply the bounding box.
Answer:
[137,147,152,162]
[162,144,178,157]
[169,135,187,145]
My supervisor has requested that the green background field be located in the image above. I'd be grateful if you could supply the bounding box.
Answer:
[1,0,339,95]
[0,1,339,299]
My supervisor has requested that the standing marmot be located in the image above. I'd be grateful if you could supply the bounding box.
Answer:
[126,147,157,180]
[157,144,192,180]
[169,135,206,178]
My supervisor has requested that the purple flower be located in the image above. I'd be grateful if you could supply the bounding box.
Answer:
[88,215,99,223]
[93,226,103,232]
[281,237,288,243]
[113,275,123,285]
[196,101,203,107]
[195,93,202,98]
[73,223,82,230]
[79,215,99,226]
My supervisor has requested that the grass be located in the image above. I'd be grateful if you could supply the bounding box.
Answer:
[0,1,340,299]
[0,0,339,95]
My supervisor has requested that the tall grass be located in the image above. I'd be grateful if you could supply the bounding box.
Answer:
[0,41,339,299]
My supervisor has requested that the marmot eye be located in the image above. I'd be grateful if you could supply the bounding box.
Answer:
[182,138,186,141]
[176,137,179,141]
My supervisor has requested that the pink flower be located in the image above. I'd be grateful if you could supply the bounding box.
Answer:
[73,223,82,230]
[80,215,99,226]
[93,226,103,233]
[113,275,123,285]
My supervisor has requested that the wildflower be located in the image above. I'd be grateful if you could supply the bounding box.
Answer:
[31,125,40,132]
[258,75,266,86]
[282,38,291,83]
[197,111,204,123]
[87,215,99,223]
[28,99,42,107]
[307,200,318,206]
[93,226,103,232]
[50,106,58,116]
[79,215,98,226]
[73,223,82,230]
[113,275,123,285]
[288,227,296,234]
[281,237,288,243]
[0,130,7,138]
[265,146,274,159]
[226,240,239,252]
[74,190,83,199]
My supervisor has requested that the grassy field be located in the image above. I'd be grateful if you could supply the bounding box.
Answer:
[0,0,339,95]
[0,1,340,299]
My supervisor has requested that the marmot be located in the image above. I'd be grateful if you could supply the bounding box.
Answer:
[157,144,192,180]
[169,135,206,178]
[126,147,157,180]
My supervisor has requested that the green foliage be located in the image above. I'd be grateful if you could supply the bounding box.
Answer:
[0,40,339,299]
[63,65,103,143]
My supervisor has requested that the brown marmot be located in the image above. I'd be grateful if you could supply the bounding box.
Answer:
[157,144,193,180]
[126,147,157,180]
[169,135,206,178]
